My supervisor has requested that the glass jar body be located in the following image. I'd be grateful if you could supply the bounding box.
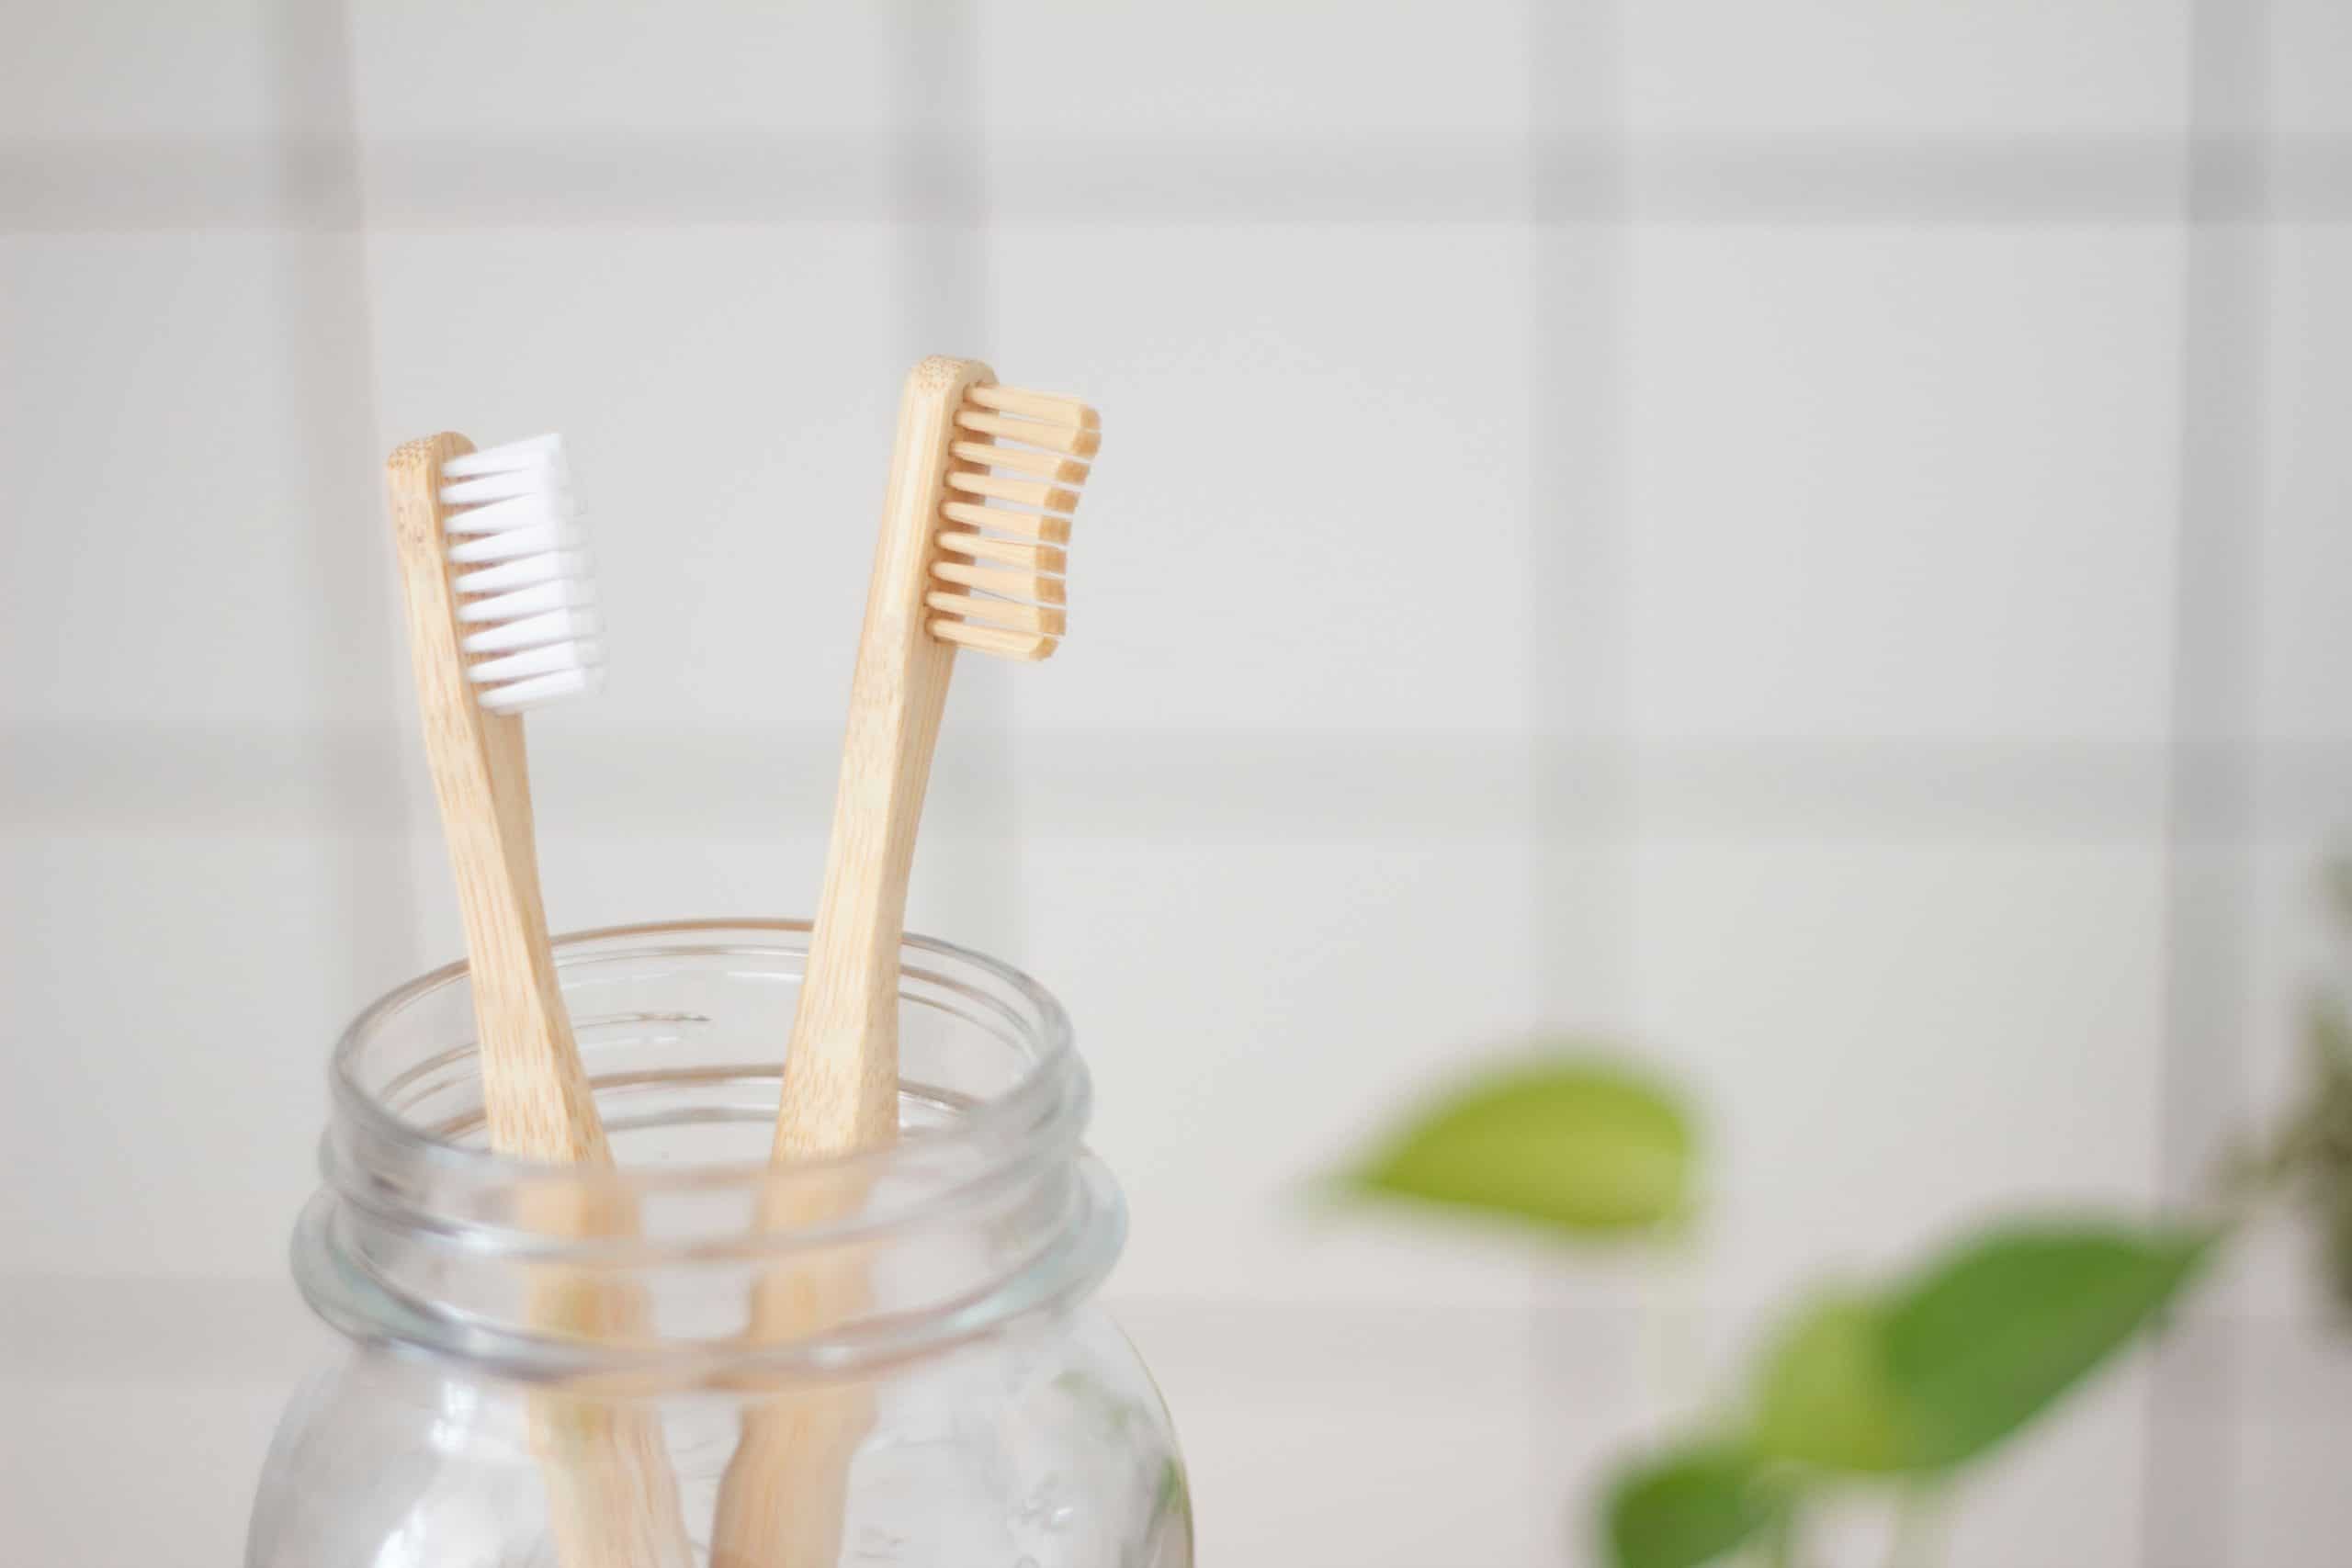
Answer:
[244,920,1190,1568]
[249,1308,1187,1567]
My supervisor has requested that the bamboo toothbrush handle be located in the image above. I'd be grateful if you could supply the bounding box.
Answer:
[772,355,996,1160]
[386,436,692,1568]
[388,434,605,1163]
[712,360,996,1568]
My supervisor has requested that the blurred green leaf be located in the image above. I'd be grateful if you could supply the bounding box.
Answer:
[1340,1055,1694,1237]
[1751,1293,1910,1472]
[1882,1224,2212,1466]
[2296,997,2352,1314]
[1753,1224,2212,1475]
[1603,1444,1786,1568]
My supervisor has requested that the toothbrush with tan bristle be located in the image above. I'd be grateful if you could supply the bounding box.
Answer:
[385,433,693,1568]
[710,358,1100,1567]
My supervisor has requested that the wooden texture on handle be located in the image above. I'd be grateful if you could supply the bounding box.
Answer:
[770,355,994,1161]
[386,434,692,1568]
[389,434,604,1160]
[711,358,996,1567]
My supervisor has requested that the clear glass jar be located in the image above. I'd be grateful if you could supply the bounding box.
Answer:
[248,919,1191,1568]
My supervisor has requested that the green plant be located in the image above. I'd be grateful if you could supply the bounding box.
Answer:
[1329,863,2352,1568]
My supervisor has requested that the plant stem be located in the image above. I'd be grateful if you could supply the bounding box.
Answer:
[1638,1228,1705,1414]
[1886,1486,1944,1568]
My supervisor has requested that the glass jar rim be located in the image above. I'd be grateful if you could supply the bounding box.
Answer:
[299,918,1124,1385]
[331,916,1080,1197]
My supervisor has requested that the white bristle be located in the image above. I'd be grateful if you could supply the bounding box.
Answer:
[438,434,604,715]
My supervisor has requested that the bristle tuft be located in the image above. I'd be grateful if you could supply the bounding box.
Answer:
[951,440,1089,485]
[932,558,1067,605]
[437,434,603,714]
[938,530,1068,574]
[928,383,1096,662]
[925,590,1066,637]
[956,409,1100,458]
[965,384,1099,432]
[930,619,1057,661]
[946,469,1081,513]
[942,500,1069,544]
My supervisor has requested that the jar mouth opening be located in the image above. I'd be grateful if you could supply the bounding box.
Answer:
[331,917,1079,1197]
[305,919,1121,1382]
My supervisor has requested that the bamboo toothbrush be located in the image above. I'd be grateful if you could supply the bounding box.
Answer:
[711,357,1099,1567]
[385,432,692,1568]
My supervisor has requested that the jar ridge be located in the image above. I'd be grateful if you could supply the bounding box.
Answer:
[293,919,1125,1387]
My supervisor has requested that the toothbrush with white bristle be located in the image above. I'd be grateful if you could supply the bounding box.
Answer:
[385,431,690,1568]
[442,434,607,713]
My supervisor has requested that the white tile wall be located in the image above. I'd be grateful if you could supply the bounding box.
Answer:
[1125,1301,1565,1566]
[1619,0,2191,136]
[0,5,280,139]
[971,0,1535,139]
[0,830,351,1280]
[2263,0,2352,135]
[0,234,381,727]
[1624,840,2169,1315]
[1020,834,1544,1309]
[982,220,1539,738]
[2229,1315,2352,1564]
[4,4,2346,1567]
[359,223,912,728]
[1928,1360,2153,1568]
[344,5,905,138]
[2254,224,2352,745]
[1618,224,2183,746]
[0,1377,294,1565]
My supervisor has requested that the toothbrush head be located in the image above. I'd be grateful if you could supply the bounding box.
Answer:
[925,380,1099,662]
[435,434,606,713]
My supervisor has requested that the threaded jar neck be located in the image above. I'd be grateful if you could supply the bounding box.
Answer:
[292,919,1124,1390]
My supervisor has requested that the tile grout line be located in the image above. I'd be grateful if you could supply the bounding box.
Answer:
[19,724,2352,845]
[9,740,2348,858]
[881,0,1029,960]
[5,132,2349,231]
[260,2,427,1012]
[1525,0,1640,1549]
[2143,3,2269,1565]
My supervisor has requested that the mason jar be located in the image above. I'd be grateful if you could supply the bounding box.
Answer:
[247,919,1192,1567]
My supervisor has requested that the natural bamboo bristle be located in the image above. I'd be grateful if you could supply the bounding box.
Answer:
[931,620,1056,660]
[946,469,1081,513]
[926,383,1097,664]
[956,408,1101,458]
[939,531,1067,574]
[931,557,1067,605]
[950,440,1088,484]
[925,590,1066,637]
[942,500,1069,544]
[966,383,1099,430]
